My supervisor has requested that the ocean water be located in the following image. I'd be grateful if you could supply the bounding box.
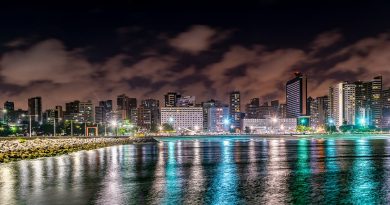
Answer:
[1,135,390,204]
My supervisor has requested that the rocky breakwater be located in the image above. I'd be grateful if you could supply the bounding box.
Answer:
[0,137,157,163]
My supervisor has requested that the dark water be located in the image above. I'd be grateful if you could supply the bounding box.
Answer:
[1,136,390,204]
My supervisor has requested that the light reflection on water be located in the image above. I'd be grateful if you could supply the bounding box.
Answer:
[1,136,390,204]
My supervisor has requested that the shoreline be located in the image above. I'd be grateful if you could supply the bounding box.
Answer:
[0,137,157,163]
[153,133,390,140]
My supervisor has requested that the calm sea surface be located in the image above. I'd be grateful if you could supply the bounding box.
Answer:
[1,136,390,204]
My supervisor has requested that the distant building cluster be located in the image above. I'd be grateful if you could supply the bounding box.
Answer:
[1,73,389,135]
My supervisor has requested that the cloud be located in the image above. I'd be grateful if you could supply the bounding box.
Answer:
[1,28,390,110]
[203,45,306,103]
[0,39,94,86]
[3,38,29,48]
[169,25,230,54]
[327,32,390,85]
[311,30,343,51]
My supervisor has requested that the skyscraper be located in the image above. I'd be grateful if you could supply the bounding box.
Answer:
[99,100,113,123]
[308,97,319,128]
[354,81,370,124]
[117,94,137,120]
[64,100,80,121]
[329,83,343,128]
[164,92,181,107]
[78,101,94,123]
[278,103,287,118]
[28,96,42,122]
[370,76,383,128]
[245,98,260,119]
[177,96,196,107]
[208,106,230,132]
[229,91,241,131]
[383,88,390,128]
[286,72,307,118]
[202,99,218,131]
[55,105,63,121]
[137,99,160,131]
[3,101,14,123]
[329,82,356,128]
[343,83,356,125]
[4,101,14,112]
[317,96,329,128]
[95,106,104,123]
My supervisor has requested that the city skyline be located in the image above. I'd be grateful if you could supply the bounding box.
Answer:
[0,1,389,109]
[1,74,388,112]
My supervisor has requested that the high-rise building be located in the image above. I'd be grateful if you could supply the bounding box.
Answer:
[307,97,314,116]
[270,100,279,116]
[95,106,104,124]
[208,106,230,132]
[4,101,14,112]
[161,107,203,131]
[65,100,80,115]
[202,99,218,131]
[164,92,181,107]
[137,99,160,131]
[383,88,390,109]
[64,100,80,121]
[14,109,28,124]
[354,81,370,124]
[329,82,356,128]
[130,108,138,125]
[229,91,241,131]
[245,98,260,119]
[258,104,272,119]
[202,99,229,132]
[117,94,137,120]
[382,88,390,128]
[3,101,15,123]
[370,76,383,128]
[43,109,58,124]
[286,72,307,118]
[28,96,42,122]
[329,83,343,128]
[279,103,287,118]
[177,96,196,107]
[308,97,319,128]
[78,101,94,123]
[54,105,63,120]
[344,83,356,125]
[99,100,113,123]
[317,96,329,128]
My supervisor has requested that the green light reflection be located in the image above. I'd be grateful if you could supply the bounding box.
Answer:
[210,140,238,205]
[349,139,378,204]
[163,142,182,205]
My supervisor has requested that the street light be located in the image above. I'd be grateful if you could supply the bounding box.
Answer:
[2,109,7,124]
[111,120,118,136]
[22,114,38,137]
[328,118,335,134]
[271,117,278,133]
[48,117,62,137]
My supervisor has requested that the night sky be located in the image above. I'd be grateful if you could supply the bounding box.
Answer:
[1,0,390,109]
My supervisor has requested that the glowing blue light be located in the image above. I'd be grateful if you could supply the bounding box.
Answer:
[359,118,366,126]
[223,118,230,125]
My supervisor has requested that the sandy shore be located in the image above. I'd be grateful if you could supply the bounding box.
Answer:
[0,137,157,163]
